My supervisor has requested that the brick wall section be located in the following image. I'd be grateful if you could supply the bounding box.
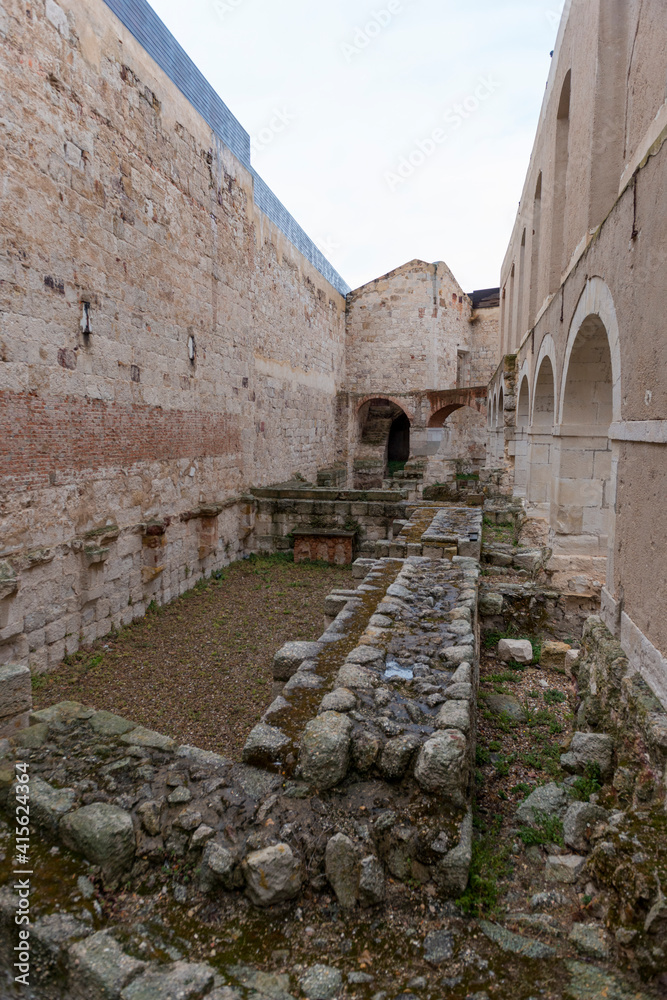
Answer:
[0,392,240,490]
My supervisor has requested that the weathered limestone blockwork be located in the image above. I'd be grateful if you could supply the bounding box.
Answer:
[488,0,667,702]
[342,262,498,488]
[0,0,347,671]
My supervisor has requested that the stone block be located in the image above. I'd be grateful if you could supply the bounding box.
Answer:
[120,962,215,1000]
[0,664,32,725]
[561,732,614,778]
[498,638,533,663]
[60,804,135,882]
[243,844,302,906]
[273,641,322,681]
[546,854,586,884]
[68,930,147,999]
[479,591,503,615]
[301,712,352,790]
[539,640,571,671]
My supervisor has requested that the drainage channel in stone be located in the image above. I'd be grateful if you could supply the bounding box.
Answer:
[256,559,407,758]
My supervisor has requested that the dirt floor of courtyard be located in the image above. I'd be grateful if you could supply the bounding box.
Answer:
[32,554,352,759]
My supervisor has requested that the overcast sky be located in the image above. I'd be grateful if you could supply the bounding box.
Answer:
[146,0,563,292]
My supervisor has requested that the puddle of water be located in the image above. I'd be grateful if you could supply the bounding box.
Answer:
[383,662,414,681]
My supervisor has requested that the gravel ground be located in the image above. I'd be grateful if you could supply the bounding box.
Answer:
[33,555,352,759]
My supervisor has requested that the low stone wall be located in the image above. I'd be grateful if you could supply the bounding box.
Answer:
[0,504,483,995]
[0,498,255,676]
[250,486,409,556]
[575,616,667,796]
[566,616,667,979]
[479,582,600,643]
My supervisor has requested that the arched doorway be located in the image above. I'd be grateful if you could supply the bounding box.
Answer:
[388,412,410,465]
[526,353,557,513]
[426,404,487,485]
[354,398,412,488]
[514,376,530,497]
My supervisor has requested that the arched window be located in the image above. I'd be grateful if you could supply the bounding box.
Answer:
[528,173,542,325]
[533,356,556,427]
[550,71,571,292]
[515,230,527,349]
[507,266,516,354]
[589,1,628,230]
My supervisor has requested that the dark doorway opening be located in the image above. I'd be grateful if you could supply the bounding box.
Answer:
[388,413,410,464]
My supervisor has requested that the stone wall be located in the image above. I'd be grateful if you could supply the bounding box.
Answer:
[0,0,347,673]
[343,262,498,484]
[490,0,667,704]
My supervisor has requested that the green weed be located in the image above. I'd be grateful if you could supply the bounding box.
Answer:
[571,763,603,802]
[510,782,534,798]
[544,688,567,705]
[519,811,564,847]
[457,816,513,917]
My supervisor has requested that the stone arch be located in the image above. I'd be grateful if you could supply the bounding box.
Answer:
[354,397,412,488]
[355,395,416,424]
[554,280,621,588]
[497,386,504,428]
[528,172,543,323]
[526,347,557,512]
[514,371,531,497]
[516,366,531,428]
[532,335,558,426]
[559,277,622,425]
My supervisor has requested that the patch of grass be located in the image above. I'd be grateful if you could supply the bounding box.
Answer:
[488,740,503,752]
[510,782,534,799]
[519,811,564,847]
[31,674,47,691]
[487,671,520,684]
[493,710,519,734]
[544,688,567,705]
[493,753,517,777]
[84,653,104,672]
[387,460,406,475]
[457,816,513,917]
[476,746,491,766]
[525,707,559,728]
[571,763,603,802]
